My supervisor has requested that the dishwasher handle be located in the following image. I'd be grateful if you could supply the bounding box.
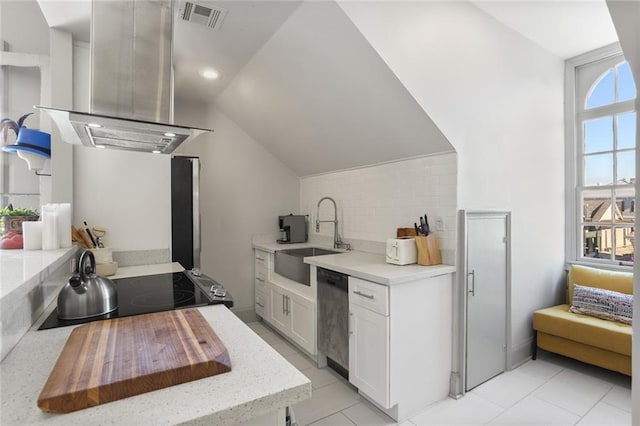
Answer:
[317,267,349,292]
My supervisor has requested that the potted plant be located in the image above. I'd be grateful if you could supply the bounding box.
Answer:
[1,113,33,146]
[0,204,39,235]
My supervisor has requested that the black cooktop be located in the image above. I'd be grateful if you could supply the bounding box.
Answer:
[38,270,233,330]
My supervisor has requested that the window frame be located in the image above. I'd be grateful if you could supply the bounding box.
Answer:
[566,42,636,270]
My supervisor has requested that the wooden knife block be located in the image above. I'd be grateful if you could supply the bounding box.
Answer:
[415,235,442,266]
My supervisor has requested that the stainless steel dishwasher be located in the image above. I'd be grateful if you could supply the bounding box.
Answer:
[317,267,349,380]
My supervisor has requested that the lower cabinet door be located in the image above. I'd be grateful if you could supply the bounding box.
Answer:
[268,284,289,333]
[349,303,390,408]
[288,292,315,354]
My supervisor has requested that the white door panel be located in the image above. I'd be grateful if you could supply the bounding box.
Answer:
[349,304,390,408]
[466,213,508,390]
[289,293,315,354]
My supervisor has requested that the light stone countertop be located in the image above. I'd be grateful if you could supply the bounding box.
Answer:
[0,304,311,425]
[0,246,77,300]
[252,241,455,285]
[108,262,185,280]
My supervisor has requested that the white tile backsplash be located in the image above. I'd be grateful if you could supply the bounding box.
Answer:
[300,153,457,254]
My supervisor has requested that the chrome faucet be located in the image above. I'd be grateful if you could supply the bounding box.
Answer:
[316,197,350,250]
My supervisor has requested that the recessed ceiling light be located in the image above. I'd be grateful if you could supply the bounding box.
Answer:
[164,132,176,137]
[95,144,106,149]
[151,150,162,154]
[200,68,219,80]
[87,123,102,128]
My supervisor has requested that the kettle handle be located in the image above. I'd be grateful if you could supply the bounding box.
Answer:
[79,250,97,281]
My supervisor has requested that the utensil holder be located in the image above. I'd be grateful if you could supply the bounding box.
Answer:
[415,235,442,266]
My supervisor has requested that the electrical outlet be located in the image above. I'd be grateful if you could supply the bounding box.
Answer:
[434,216,444,232]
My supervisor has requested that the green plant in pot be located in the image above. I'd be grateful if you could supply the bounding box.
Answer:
[1,204,39,236]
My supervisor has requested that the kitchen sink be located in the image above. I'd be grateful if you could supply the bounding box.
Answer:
[274,247,341,286]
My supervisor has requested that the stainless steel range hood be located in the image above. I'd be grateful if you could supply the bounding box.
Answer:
[39,0,210,154]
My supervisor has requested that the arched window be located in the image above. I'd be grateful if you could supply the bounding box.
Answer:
[586,62,636,109]
[575,54,636,266]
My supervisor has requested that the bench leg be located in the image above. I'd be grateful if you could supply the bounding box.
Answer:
[532,331,538,360]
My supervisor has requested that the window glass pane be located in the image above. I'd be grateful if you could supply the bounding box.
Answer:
[615,187,635,223]
[616,151,635,183]
[617,112,636,150]
[584,153,613,186]
[614,227,635,262]
[584,116,613,153]
[616,62,637,102]
[583,188,613,223]
[587,69,615,109]
[582,226,611,260]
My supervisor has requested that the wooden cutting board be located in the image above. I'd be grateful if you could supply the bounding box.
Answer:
[38,308,231,414]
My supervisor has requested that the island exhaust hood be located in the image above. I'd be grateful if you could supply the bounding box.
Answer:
[39,0,210,154]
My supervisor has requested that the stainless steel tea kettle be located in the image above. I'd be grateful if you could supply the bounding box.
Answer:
[57,250,118,320]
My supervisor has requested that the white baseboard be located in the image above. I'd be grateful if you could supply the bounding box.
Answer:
[509,337,534,369]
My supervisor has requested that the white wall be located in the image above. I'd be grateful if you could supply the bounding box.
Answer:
[175,101,299,316]
[339,1,566,364]
[0,0,49,211]
[605,2,640,421]
[72,42,171,252]
[300,153,457,259]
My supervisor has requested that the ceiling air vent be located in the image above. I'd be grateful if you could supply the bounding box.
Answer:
[181,1,228,30]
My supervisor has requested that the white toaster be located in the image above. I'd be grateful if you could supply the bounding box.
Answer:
[386,237,417,265]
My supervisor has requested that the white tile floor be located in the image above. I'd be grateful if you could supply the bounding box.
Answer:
[246,321,632,425]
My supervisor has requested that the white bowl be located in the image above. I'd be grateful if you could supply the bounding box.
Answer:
[89,247,113,264]
[96,261,118,277]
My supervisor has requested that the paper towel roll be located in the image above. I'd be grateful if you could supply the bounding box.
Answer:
[42,205,59,250]
[57,203,71,248]
[22,221,43,250]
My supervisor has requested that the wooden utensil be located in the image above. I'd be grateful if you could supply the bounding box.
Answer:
[78,228,94,248]
[71,226,84,244]
[37,309,231,413]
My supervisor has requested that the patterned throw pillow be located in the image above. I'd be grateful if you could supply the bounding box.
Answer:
[569,284,633,325]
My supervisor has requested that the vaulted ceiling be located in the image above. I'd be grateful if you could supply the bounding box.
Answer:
[34,1,624,177]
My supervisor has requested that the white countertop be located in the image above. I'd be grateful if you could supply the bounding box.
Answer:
[0,246,77,300]
[252,240,332,254]
[253,241,456,285]
[108,262,185,280]
[0,304,311,425]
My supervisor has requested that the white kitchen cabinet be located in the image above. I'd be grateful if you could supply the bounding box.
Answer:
[268,283,289,332]
[266,282,315,354]
[254,250,269,318]
[288,292,315,352]
[349,303,390,407]
[255,248,315,355]
[348,274,452,422]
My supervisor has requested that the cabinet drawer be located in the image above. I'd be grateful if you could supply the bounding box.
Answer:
[255,288,266,316]
[255,269,267,286]
[349,277,389,316]
[255,250,269,270]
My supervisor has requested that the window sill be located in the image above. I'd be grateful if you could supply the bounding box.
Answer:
[565,260,633,273]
